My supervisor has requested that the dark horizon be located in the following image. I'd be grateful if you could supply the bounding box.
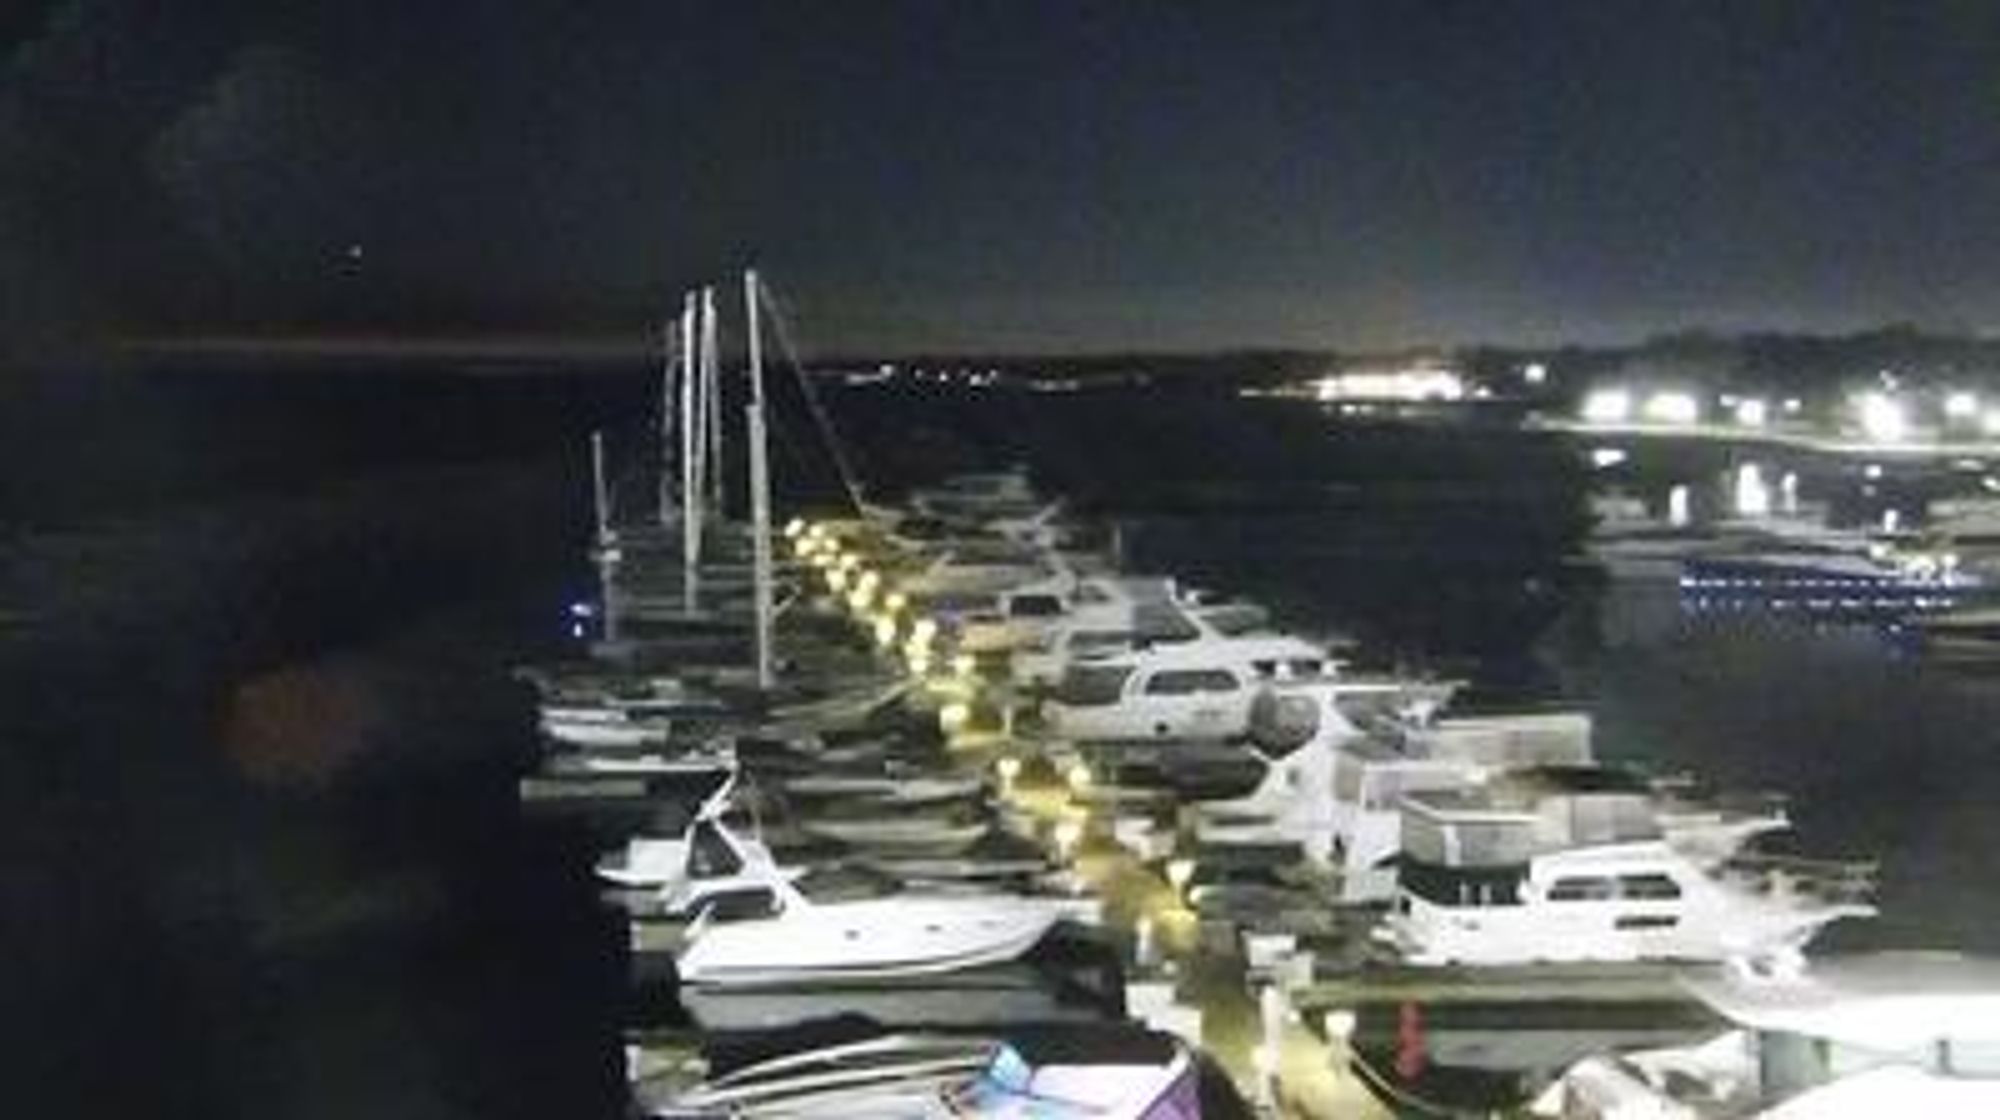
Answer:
[5,1,1998,355]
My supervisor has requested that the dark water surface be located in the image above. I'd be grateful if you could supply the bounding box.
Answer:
[6,360,1991,1116]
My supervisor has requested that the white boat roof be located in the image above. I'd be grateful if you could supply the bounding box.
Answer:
[1074,632,1327,669]
[1759,1063,2000,1117]
[1682,951,2000,1049]
[1402,765,1655,820]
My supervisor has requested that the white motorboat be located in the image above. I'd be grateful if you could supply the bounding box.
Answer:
[1041,627,1336,743]
[647,1026,1206,1118]
[801,812,992,855]
[1191,677,1577,893]
[673,815,1076,987]
[778,773,985,807]
[904,469,1043,522]
[1007,581,1193,687]
[1535,951,2000,1118]
[1379,769,1873,967]
[548,738,738,777]
[539,682,736,749]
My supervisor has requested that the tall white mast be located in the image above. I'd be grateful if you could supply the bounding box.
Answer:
[745,269,775,688]
[590,429,621,642]
[679,292,701,611]
[701,286,724,517]
[656,318,679,526]
[590,429,612,546]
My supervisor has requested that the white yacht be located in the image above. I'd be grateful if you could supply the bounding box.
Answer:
[646,1027,1206,1118]
[538,679,736,749]
[1537,951,2000,1118]
[904,469,1044,523]
[1007,580,1195,687]
[1041,621,1336,743]
[1191,679,1598,900]
[672,812,1079,987]
[1379,769,1872,967]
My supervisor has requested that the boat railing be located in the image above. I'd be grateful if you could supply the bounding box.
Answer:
[1719,852,1877,904]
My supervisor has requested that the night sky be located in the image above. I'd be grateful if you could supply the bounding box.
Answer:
[3,0,1997,353]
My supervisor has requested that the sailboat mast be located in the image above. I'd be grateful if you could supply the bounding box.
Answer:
[657,318,679,526]
[680,291,701,611]
[745,269,775,688]
[701,286,724,516]
[590,429,621,642]
[590,428,612,545]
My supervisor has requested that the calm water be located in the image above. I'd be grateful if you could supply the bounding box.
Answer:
[10,360,1993,1117]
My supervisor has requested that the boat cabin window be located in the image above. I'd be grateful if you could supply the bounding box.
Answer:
[1249,658,1325,680]
[686,821,744,878]
[693,886,781,923]
[1142,669,1240,695]
[1400,860,1525,906]
[1616,873,1682,900]
[1056,665,1135,706]
[1547,876,1618,901]
[1008,594,1065,618]
[1069,630,1136,654]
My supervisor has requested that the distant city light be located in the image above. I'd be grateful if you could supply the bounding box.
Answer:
[1313,368,1464,402]
[1946,390,1980,419]
[1642,391,1700,425]
[1590,447,1628,468]
[1581,387,1632,424]
[1734,462,1770,517]
[1667,484,1692,528]
[1734,398,1769,428]
[1853,391,1908,442]
[1983,411,2000,436]
[1783,398,1804,413]
[1523,362,1548,385]
[1864,463,1884,480]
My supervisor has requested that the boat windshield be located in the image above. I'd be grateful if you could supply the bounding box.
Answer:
[1198,604,1271,636]
[1055,665,1133,707]
[687,821,744,878]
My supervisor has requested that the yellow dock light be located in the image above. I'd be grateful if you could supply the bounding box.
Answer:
[846,586,873,613]
[1052,817,1085,860]
[827,567,849,593]
[995,755,1021,790]
[907,651,933,677]
[884,591,909,614]
[909,617,938,645]
[1165,857,1195,896]
[783,517,807,539]
[952,652,976,678]
[1322,1008,1357,1041]
[1065,760,1093,794]
[939,701,970,731]
[872,616,899,647]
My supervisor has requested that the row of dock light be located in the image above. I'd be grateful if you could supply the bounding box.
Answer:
[785,516,978,729]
